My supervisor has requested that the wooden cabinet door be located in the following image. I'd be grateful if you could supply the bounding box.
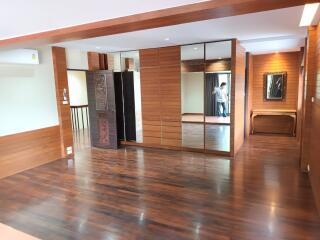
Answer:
[87,70,118,149]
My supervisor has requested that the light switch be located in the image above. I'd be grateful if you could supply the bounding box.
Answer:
[66,146,73,155]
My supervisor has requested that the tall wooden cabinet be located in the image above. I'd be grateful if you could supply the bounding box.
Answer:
[140,46,182,147]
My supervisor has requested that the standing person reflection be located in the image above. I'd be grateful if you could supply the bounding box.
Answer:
[213,82,228,117]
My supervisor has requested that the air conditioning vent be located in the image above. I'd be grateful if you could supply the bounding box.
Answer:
[0,49,39,65]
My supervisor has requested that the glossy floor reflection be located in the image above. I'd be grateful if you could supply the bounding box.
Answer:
[0,135,319,239]
[182,123,230,151]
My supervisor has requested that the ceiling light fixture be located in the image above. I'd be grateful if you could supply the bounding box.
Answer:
[300,3,320,27]
[193,47,198,50]
[164,37,170,41]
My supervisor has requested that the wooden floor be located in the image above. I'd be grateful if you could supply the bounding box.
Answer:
[0,134,319,239]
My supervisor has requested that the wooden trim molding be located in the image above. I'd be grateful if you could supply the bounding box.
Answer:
[231,39,246,156]
[181,58,231,72]
[52,47,74,158]
[0,0,316,48]
[0,126,61,179]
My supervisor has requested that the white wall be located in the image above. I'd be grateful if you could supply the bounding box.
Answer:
[67,71,88,106]
[181,72,204,114]
[0,46,59,137]
[66,48,88,70]
[67,70,89,130]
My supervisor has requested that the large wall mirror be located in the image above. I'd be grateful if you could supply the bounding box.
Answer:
[204,41,231,152]
[180,41,232,152]
[181,44,205,149]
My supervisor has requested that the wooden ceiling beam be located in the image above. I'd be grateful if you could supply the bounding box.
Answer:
[0,0,316,48]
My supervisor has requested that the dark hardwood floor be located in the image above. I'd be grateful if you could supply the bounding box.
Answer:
[0,132,319,239]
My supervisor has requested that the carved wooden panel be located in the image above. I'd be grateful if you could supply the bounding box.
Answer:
[87,70,118,149]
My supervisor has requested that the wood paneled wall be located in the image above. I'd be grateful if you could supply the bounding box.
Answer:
[231,40,246,156]
[88,52,112,71]
[246,51,301,136]
[296,48,305,142]
[245,53,254,137]
[52,47,74,158]
[0,127,61,179]
[88,52,101,70]
[140,46,181,147]
[181,58,231,72]
[301,27,318,172]
[302,25,320,212]
[252,52,300,110]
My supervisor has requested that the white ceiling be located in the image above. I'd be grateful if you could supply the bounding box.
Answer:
[0,0,206,40]
[55,6,309,54]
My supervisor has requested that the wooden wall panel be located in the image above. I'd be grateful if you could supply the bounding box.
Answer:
[245,53,254,137]
[159,47,182,147]
[0,127,61,179]
[140,49,159,67]
[231,40,246,156]
[140,49,161,145]
[252,52,300,110]
[88,52,100,70]
[303,24,320,213]
[140,46,181,147]
[181,59,231,72]
[296,48,305,142]
[301,27,318,171]
[52,47,74,157]
[248,51,301,136]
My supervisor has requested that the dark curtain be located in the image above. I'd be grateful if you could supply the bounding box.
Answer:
[113,72,125,141]
[113,71,137,142]
[205,73,219,116]
[122,71,136,141]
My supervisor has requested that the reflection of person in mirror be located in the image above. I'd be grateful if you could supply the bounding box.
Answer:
[213,82,228,117]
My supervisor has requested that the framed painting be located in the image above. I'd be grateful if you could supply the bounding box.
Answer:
[264,72,287,101]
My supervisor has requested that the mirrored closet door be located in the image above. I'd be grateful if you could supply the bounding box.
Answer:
[180,43,205,149]
[204,41,232,152]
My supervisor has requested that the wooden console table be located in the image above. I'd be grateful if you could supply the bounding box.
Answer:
[251,109,297,136]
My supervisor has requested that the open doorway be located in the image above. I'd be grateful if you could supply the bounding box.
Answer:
[67,70,90,149]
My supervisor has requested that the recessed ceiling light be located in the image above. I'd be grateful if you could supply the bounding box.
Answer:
[193,47,198,50]
[300,3,320,27]
[164,37,170,41]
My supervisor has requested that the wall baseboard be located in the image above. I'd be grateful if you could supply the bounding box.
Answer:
[0,126,62,179]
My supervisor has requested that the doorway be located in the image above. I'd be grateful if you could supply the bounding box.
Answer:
[67,70,90,149]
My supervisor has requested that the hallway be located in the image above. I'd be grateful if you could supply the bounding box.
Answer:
[0,136,319,240]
